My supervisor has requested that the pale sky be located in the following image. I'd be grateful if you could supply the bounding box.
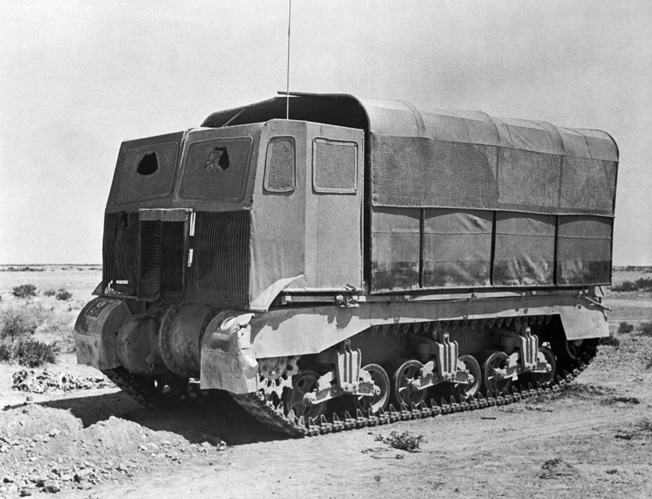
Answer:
[1,0,650,265]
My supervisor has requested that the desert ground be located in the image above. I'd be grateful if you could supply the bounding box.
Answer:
[1,266,651,498]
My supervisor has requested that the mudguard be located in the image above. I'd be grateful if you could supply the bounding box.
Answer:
[74,297,131,370]
[200,311,258,393]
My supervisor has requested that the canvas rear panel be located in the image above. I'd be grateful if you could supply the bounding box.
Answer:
[557,216,612,285]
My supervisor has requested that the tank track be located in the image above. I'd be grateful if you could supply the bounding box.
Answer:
[232,340,598,438]
[102,366,198,408]
[102,340,598,438]
[103,366,166,408]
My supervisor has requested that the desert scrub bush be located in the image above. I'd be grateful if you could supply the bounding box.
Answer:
[12,284,37,298]
[1,307,40,340]
[612,277,652,292]
[55,288,73,301]
[637,277,652,289]
[639,321,652,337]
[0,342,11,362]
[0,303,49,341]
[0,338,58,366]
[43,289,57,297]
[618,322,635,334]
[601,330,620,347]
[12,339,58,367]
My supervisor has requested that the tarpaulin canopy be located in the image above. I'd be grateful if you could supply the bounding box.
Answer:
[202,93,618,292]
[202,92,618,217]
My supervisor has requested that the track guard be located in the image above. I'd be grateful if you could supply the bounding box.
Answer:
[200,313,258,394]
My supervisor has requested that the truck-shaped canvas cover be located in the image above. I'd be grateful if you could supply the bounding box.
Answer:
[102,93,617,311]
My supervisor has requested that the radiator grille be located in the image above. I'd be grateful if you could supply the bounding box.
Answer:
[137,220,186,299]
[138,220,162,299]
[102,213,139,296]
[187,211,250,309]
[102,211,250,308]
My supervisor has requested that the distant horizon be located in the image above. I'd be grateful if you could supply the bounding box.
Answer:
[1,263,650,269]
[0,263,102,267]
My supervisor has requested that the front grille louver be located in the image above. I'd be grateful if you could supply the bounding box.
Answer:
[102,211,250,308]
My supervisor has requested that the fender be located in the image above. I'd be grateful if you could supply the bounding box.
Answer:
[74,297,131,370]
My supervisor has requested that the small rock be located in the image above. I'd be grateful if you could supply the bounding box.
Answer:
[73,469,92,483]
[48,429,61,438]
[3,476,16,483]
[117,463,129,472]
[19,488,33,497]
[43,481,60,493]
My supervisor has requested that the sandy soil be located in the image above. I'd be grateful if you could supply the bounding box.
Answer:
[1,275,651,498]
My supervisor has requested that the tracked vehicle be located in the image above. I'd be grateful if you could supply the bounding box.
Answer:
[75,93,618,435]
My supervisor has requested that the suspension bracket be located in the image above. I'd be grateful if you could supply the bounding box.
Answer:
[411,334,467,391]
[303,342,377,405]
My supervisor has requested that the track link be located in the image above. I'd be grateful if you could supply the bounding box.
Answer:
[102,366,196,408]
[103,338,598,438]
[232,342,598,438]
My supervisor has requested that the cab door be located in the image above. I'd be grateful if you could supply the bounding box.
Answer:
[305,123,364,290]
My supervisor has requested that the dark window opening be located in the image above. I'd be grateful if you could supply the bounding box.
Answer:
[137,153,159,176]
[180,137,252,201]
[205,147,230,172]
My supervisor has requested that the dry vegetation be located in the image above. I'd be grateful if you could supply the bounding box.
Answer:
[0,267,99,368]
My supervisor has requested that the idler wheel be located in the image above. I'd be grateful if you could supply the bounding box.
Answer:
[391,360,427,406]
[354,364,390,414]
[453,354,481,399]
[482,351,512,395]
[285,370,327,421]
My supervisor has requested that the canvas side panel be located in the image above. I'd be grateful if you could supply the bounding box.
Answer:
[423,209,493,288]
[371,208,421,292]
[493,213,556,286]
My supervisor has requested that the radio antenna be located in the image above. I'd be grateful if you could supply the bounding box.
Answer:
[286,0,292,119]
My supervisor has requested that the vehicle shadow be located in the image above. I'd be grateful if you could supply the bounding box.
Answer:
[41,389,291,446]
